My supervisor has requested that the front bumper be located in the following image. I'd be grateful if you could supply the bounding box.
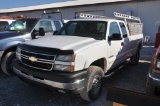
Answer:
[148,71,160,88]
[13,60,87,91]
[0,51,4,63]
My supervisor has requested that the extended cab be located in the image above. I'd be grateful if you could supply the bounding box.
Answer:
[13,13,143,102]
[0,13,64,75]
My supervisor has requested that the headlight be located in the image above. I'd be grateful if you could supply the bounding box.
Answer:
[56,55,74,62]
[54,64,74,72]
[16,47,21,61]
[157,61,160,69]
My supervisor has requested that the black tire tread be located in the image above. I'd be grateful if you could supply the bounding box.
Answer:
[79,66,104,102]
[1,51,15,75]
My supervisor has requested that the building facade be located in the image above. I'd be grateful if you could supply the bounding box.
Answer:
[0,0,159,43]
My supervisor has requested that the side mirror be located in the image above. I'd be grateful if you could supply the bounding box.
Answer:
[39,27,45,36]
[53,30,58,35]
[31,29,37,39]
[108,33,122,41]
[123,34,127,38]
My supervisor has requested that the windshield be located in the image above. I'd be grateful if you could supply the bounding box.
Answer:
[5,19,38,33]
[57,21,107,40]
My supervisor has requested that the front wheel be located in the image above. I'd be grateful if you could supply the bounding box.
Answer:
[79,66,104,102]
[1,51,16,75]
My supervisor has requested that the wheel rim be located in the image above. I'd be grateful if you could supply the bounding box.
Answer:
[91,75,102,95]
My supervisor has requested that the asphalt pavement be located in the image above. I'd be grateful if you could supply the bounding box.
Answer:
[0,46,156,106]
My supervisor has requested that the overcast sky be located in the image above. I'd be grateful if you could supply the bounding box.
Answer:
[0,0,67,9]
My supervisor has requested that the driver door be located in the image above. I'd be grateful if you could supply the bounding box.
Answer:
[108,22,123,69]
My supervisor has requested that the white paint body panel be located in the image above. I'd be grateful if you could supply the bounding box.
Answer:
[0,19,15,25]
[24,18,143,72]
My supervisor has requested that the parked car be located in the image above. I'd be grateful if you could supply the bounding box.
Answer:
[0,12,65,75]
[146,45,160,95]
[0,18,38,75]
[0,16,15,31]
[13,12,143,102]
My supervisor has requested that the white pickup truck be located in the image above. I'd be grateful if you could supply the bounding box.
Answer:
[13,12,143,102]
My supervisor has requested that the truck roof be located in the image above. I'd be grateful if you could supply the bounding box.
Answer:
[72,18,124,22]
[16,18,39,21]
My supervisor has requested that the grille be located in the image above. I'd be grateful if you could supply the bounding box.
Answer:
[21,50,54,61]
[20,50,55,71]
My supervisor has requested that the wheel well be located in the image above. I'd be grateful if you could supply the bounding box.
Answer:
[1,46,17,60]
[90,58,107,71]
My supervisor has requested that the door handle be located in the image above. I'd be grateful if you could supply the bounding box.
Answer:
[121,42,124,46]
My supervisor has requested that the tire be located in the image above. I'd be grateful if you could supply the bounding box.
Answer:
[1,51,16,75]
[130,49,140,66]
[79,66,104,102]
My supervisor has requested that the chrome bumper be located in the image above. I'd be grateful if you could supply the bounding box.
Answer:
[148,73,160,88]
[149,73,160,81]
[0,51,4,63]
[13,67,85,91]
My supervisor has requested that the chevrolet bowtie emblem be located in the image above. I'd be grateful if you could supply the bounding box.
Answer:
[29,56,37,62]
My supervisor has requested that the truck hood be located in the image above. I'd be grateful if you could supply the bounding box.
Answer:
[25,36,102,53]
[0,31,25,39]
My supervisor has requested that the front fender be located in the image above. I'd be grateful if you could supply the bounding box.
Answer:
[1,39,24,51]
[84,56,107,69]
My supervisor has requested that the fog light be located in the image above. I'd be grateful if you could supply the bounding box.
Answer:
[57,89,66,93]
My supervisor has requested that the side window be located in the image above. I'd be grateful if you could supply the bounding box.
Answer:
[109,22,121,36]
[0,21,9,31]
[119,22,128,37]
[34,20,53,32]
[53,21,61,31]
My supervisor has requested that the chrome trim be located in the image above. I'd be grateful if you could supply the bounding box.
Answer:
[20,49,56,71]
[21,60,54,71]
[21,55,53,64]
[21,49,56,56]
[0,51,4,63]
[149,73,160,81]
[13,68,85,90]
